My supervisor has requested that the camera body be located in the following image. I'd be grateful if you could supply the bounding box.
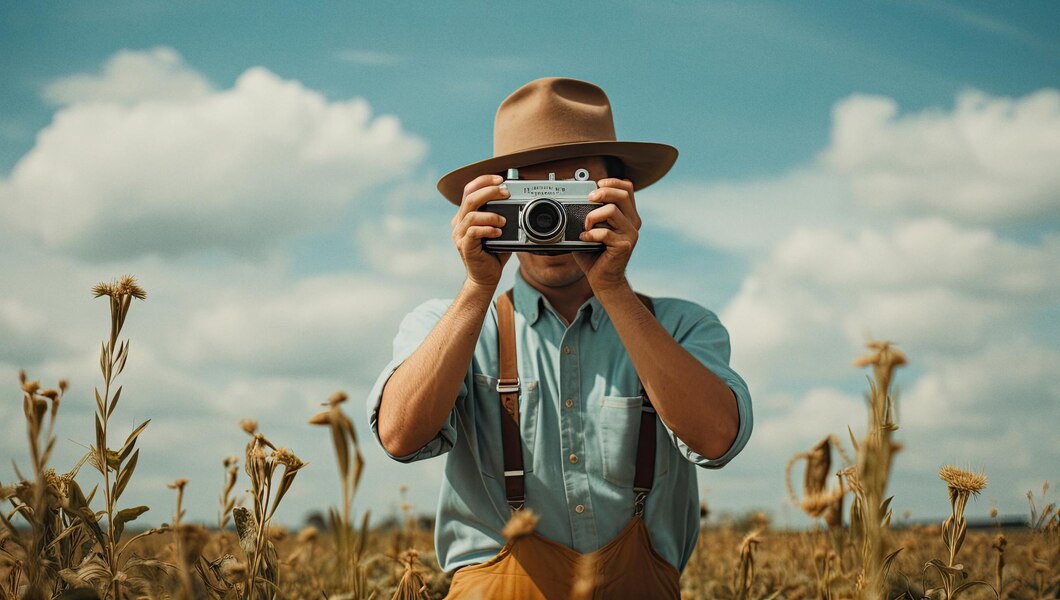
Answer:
[480,168,606,255]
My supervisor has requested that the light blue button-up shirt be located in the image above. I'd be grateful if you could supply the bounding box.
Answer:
[367,271,753,573]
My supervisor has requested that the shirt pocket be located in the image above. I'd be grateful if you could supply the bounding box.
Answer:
[599,395,670,487]
[473,373,540,478]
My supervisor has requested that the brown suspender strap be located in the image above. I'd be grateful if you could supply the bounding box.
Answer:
[495,290,525,512]
[632,293,656,516]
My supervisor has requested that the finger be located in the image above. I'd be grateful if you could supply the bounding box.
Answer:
[585,203,634,233]
[588,185,640,229]
[454,211,506,239]
[457,176,508,223]
[462,174,505,201]
[460,226,504,254]
[596,178,634,193]
[464,225,504,241]
[579,227,635,252]
[455,212,504,235]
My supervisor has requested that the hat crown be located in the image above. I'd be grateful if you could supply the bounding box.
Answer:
[493,78,617,157]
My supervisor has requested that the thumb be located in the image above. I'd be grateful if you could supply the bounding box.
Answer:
[572,252,593,273]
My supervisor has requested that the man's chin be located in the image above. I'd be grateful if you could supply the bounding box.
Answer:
[517,254,586,288]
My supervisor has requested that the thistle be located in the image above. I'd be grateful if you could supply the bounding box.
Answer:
[90,276,151,600]
[924,465,995,599]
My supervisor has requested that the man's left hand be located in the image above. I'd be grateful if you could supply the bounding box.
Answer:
[573,178,641,292]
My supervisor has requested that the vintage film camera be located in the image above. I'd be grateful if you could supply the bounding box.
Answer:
[480,167,606,254]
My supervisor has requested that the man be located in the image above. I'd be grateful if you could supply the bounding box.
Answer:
[367,77,752,599]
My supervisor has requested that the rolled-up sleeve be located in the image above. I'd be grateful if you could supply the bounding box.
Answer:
[366,299,465,463]
[662,304,753,469]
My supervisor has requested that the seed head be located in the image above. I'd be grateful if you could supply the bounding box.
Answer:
[167,478,189,491]
[854,341,907,370]
[220,557,248,582]
[992,534,1007,552]
[92,275,146,300]
[501,509,539,540]
[240,419,258,435]
[297,526,319,544]
[307,411,331,426]
[272,447,304,470]
[939,465,987,495]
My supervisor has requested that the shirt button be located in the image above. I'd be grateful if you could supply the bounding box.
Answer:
[563,346,572,355]
[575,504,585,514]
[569,453,578,464]
[564,399,574,408]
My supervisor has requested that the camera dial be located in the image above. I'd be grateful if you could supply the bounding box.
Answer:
[521,198,565,244]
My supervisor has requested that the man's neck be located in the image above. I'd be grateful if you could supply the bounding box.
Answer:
[519,266,593,326]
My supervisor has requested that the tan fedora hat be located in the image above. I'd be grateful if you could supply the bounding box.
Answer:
[437,77,678,205]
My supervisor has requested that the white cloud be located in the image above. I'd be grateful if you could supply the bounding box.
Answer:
[358,215,464,281]
[42,47,213,106]
[902,339,1060,437]
[643,168,857,254]
[170,273,433,381]
[647,88,1060,256]
[823,88,1060,223]
[721,218,1057,386]
[663,89,1060,524]
[768,218,1058,295]
[752,387,864,454]
[0,48,427,259]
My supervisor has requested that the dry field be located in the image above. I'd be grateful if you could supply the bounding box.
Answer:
[1,277,1057,600]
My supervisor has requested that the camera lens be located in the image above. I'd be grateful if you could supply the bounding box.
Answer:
[521,198,565,243]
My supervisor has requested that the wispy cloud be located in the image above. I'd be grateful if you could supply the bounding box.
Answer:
[334,49,405,66]
[927,1,1060,58]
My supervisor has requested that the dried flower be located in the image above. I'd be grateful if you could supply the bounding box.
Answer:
[272,447,304,470]
[92,275,146,300]
[297,526,319,544]
[939,465,987,496]
[502,509,539,540]
[167,478,189,491]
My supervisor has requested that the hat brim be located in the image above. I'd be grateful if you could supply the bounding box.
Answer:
[436,140,678,205]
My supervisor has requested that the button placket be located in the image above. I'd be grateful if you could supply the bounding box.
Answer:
[559,327,595,548]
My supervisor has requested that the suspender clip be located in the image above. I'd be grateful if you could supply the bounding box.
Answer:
[633,489,648,516]
[497,379,520,394]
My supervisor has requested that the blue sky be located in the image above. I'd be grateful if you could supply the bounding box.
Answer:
[1,1,1058,533]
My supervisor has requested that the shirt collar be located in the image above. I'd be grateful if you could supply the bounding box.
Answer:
[512,269,606,331]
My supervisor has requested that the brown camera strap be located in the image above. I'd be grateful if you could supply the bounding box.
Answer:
[495,289,657,515]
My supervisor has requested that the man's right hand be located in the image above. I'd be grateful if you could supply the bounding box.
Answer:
[451,174,512,288]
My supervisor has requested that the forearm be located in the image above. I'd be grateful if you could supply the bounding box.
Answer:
[596,282,740,460]
[378,280,495,457]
